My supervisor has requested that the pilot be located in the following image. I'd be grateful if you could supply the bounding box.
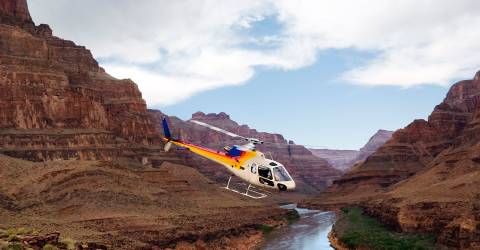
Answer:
[274,172,280,181]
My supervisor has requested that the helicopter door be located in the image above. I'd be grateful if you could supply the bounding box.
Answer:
[258,166,274,187]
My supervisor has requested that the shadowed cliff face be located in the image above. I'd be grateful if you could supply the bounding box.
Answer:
[304,71,480,249]
[149,110,342,194]
[0,0,183,165]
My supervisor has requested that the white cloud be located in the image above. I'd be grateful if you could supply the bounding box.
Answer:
[104,64,247,106]
[28,0,480,105]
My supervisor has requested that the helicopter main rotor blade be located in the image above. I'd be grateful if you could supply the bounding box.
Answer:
[189,120,324,148]
[190,120,247,140]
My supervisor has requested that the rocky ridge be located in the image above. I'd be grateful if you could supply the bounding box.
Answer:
[304,71,480,249]
[0,0,181,166]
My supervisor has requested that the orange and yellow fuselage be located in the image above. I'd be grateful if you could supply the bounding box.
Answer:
[163,138,258,172]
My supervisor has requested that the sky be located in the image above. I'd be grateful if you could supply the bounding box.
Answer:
[28,0,480,149]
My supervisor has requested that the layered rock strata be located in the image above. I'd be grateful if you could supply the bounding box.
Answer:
[0,155,289,249]
[0,0,178,165]
[304,71,480,249]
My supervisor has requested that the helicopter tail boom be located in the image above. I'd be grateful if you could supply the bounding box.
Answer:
[161,117,256,168]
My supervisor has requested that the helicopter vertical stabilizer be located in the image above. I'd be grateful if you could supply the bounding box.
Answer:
[162,117,173,152]
[162,117,172,139]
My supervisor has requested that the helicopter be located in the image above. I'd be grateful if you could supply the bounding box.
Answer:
[161,117,296,199]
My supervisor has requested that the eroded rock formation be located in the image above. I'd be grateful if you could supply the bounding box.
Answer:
[0,0,180,165]
[304,71,480,249]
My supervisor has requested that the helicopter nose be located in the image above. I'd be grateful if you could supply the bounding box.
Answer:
[278,181,296,191]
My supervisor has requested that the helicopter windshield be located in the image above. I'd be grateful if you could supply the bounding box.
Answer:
[273,166,292,181]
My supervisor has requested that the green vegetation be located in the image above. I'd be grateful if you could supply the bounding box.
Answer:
[284,209,300,224]
[59,237,76,250]
[256,224,274,234]
[14,228,33,236]
[335,207,437,250]
[42,244,58,250]
[2,242,24,250]
[0,227,75,250]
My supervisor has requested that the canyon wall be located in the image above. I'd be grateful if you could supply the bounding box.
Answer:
[0,0,181,165]
[310,129,393,172]
[304,72,480,249]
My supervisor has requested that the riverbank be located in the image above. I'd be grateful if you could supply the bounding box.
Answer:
[329,207,440,250]
[328,230,349,250]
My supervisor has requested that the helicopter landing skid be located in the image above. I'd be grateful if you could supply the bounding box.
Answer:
[223,176,267,199]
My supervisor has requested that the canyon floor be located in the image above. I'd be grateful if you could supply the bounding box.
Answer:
[0,155,292,249]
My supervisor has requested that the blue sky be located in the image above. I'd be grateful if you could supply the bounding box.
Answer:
[157,13,448,149]
[159,48,448,149]
[29,0,480,149]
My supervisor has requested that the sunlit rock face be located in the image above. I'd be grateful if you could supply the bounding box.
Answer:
[317,71,480,200]
[0,0,181,164]
[0,0,32,22]
[149,110,342,193]
[303,71,480,249]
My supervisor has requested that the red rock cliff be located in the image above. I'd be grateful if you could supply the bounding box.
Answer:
[0,0,179,165]
[303,71,480,249]
[0,0,31,22]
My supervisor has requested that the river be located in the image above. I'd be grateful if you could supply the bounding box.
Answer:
[261,204,336,250]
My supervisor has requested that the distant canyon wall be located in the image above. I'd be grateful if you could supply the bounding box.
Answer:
[310,129,393,172]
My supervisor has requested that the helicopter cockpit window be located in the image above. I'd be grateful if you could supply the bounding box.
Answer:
[258,166,272,180]
[251,163,257,174]
[273,166,292,181]
[269,162,277,166]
